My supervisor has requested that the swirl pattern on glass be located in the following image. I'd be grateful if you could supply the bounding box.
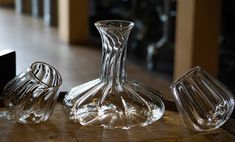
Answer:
[171,66,234,131]
[63,20,165,129]
[3,62,62,124]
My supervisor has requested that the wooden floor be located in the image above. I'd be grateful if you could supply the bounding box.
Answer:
[0,8,172,100]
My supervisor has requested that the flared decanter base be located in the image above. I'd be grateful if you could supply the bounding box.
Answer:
[63,79,165,129]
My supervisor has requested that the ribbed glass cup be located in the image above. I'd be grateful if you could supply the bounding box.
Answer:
[63,20,165,129]
[2,61,62,124]
[170,66,234,131]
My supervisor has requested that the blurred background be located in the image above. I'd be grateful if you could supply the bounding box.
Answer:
[0,0,234,98]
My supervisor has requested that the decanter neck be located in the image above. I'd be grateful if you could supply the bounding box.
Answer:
[100,39,127,82]
[95,20,134,83]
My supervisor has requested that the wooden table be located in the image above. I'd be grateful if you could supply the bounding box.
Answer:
[0,96,234,142]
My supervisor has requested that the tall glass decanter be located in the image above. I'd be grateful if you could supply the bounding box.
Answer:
[63,20,165,129]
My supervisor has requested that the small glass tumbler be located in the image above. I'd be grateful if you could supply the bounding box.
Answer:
[170,66,234,131]
[2,61,62,124]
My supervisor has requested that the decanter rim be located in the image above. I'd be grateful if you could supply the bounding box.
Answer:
[30,61,62,87]
[170,66,201,88]
[94,20,134,29]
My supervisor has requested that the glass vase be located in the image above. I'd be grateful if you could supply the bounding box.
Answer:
[63,20,165,129]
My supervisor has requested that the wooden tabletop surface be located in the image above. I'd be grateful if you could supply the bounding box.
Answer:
[0,102,234,142]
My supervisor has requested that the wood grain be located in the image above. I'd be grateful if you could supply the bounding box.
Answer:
[0,103,234,142]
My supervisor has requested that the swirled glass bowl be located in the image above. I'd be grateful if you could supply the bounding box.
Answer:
[2,61,62,124]
[171,66,234,131]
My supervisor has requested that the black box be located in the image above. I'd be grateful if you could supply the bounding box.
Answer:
[0,49,16,97]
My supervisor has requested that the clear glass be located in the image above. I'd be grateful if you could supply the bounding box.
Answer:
[2,61,62,124]
[63,20,165,129]
[170,66,234,131]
